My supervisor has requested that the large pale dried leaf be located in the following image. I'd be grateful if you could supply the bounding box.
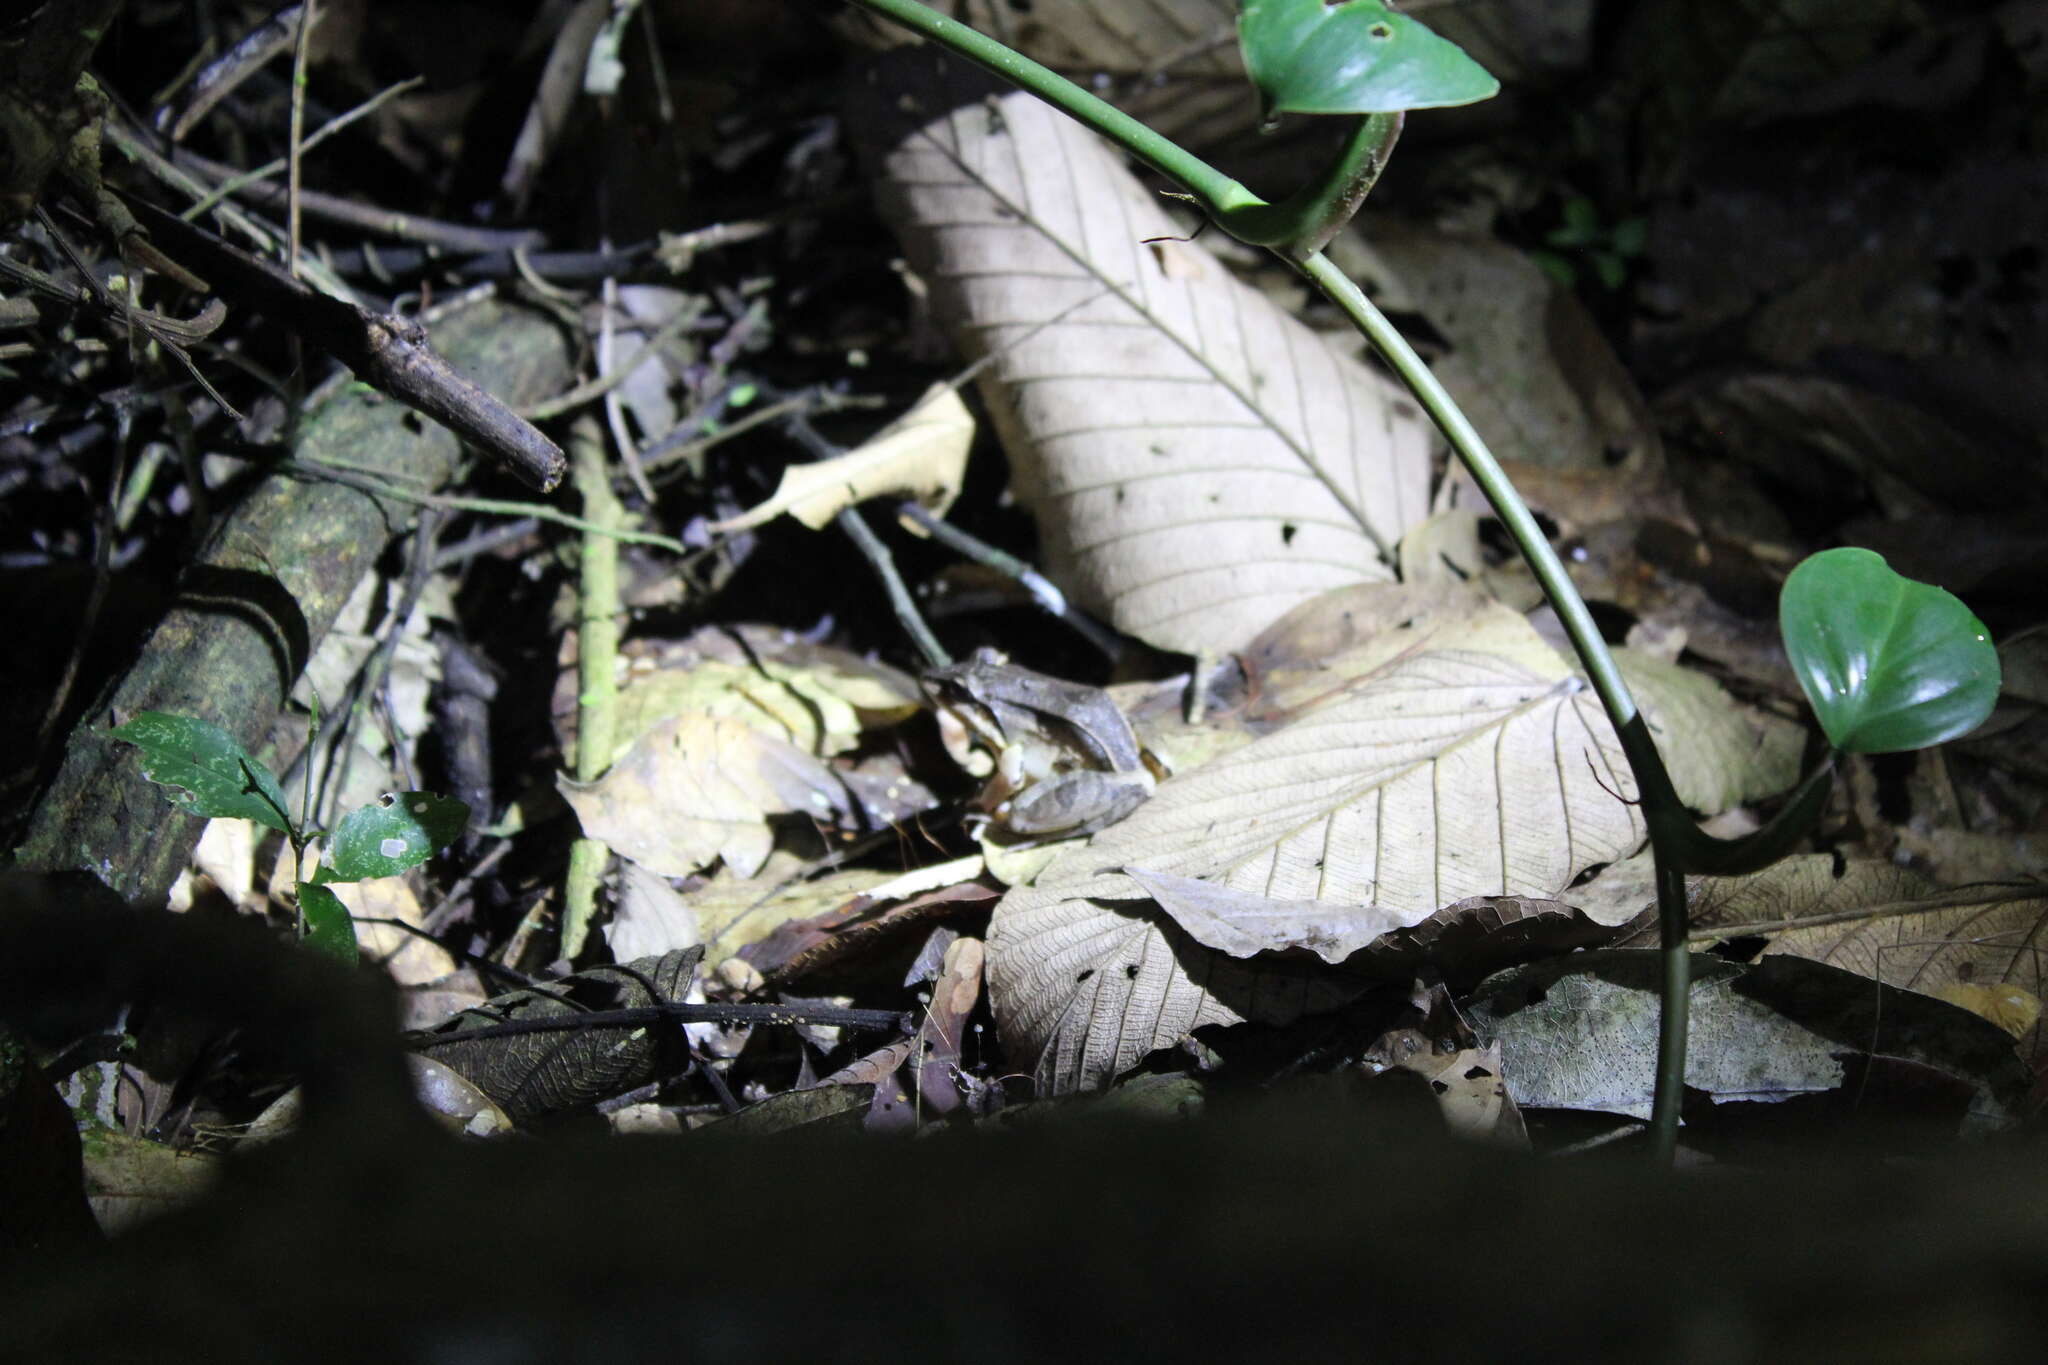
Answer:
[1245,585,1802,809]
[990,607,1635,1090]
[852,51,1434,654]
[559,713,849,879]
[989,601,1799,1090]
[709,385,973,533]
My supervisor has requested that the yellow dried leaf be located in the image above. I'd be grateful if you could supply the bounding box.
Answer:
[709,385,972,533]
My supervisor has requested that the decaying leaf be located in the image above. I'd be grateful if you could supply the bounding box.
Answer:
[555,629,918,890]
[851,51,1434,655]
[80,1129,221,1237]
[709,385,974,533]
[410,950,703,1126]
[1359,893,1619,982]
[912,935,986,1116]
[1464,950,2029,1128]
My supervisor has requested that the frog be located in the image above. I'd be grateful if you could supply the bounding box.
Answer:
[923,648,1156,841]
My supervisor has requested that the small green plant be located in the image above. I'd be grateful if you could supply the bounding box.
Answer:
[1532,195,1647,291]
[113,711,469,964]
[846,0,1999,1160]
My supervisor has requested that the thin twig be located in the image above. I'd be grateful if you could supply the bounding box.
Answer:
[598,273,658,504]
[780,410,950,667]
[520,296,703,420]
[280,455,694,553]
[897,501,1125,662]
[155,2,308,141]
[287,0,316,280]
[172,146,548,253]
[180,76,424,221]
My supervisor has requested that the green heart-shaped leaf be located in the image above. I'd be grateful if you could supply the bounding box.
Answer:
[1780,548,2000,754]
[112,711,295,836]
[1238,0,1499,117]
[295,881,358,964]
[322,791,470,883]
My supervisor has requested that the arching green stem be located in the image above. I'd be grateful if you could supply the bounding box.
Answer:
[1218,112,1403,258]
[1300,253,1832,1158]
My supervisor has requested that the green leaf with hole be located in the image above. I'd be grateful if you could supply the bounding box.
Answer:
[112,711,295,836]
[296,881,358,964]
[322,792,470,883]
[1238,0,1499,117]
[1780,548,2000,754]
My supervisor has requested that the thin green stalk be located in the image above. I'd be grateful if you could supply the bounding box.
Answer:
[563,418,623,960]
[1299,252,1687,1159]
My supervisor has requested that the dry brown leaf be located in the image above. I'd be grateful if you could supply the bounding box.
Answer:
[709,385,973,533]
[912,935,986,1115]
[559,713,849,879]
[852,51,1434,654]
[1698,858,2047,1067]
[333,875,457,986]
[1597,854,2048,1064]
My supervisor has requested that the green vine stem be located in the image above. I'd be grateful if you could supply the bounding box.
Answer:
[843,0,1832,1163]
[563,417,624,960]
[1221,112,1403,257]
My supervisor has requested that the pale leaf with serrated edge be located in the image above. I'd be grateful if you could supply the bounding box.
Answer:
[988,602,1796,1092]
[710,386,973,534]
[849,52,1433,654]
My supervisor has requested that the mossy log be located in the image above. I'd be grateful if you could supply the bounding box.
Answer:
[14,300,571,905]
